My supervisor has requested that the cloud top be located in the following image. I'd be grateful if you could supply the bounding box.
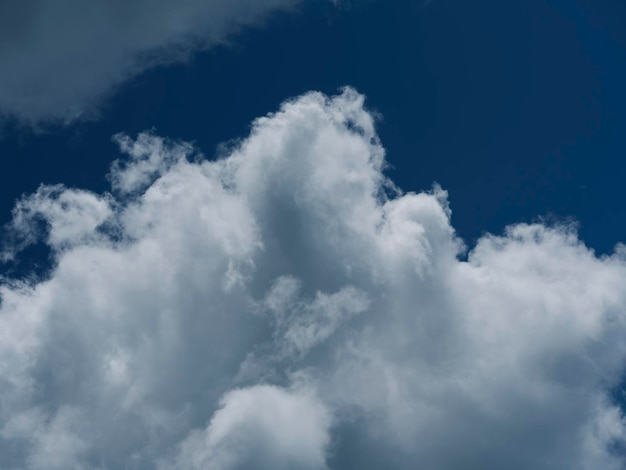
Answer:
[1,88,626,468]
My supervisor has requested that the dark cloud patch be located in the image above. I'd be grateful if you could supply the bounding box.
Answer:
[0,0,300,125]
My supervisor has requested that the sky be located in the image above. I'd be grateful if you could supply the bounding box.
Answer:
[0,0,626,469]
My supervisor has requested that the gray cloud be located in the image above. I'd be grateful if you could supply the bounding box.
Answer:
[1,88,626,469]
[0,0,300,125]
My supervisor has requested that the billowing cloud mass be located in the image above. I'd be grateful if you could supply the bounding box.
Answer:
[0,0,300,125]
[1,88,626,469]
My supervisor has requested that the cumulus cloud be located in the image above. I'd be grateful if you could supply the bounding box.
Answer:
[0,0,301,125]
[1,88,626,469]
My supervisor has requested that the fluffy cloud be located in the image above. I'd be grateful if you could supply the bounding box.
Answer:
[1,88,626,469]
[164,385,332,470]
[0,0,300,125]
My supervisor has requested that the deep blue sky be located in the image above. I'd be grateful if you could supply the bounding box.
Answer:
[2,0,625,254]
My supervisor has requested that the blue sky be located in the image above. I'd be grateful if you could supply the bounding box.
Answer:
[2,0,625,253]
[1,1,626,469]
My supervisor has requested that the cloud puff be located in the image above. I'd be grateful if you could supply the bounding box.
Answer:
[0,0,300,125]
[164,385,332,470]
[1,88,626,469]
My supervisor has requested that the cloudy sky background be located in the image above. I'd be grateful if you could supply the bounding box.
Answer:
[1,0,626,469]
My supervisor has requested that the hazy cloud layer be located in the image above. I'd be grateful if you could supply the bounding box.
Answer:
[1,89,626,468]
[0,0,300,125]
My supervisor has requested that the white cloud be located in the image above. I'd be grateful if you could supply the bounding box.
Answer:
[163,385,332,470]
[1,88,626,469]
[0,0,301,125]
[1,407,88,470]
[2,185,114,260]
